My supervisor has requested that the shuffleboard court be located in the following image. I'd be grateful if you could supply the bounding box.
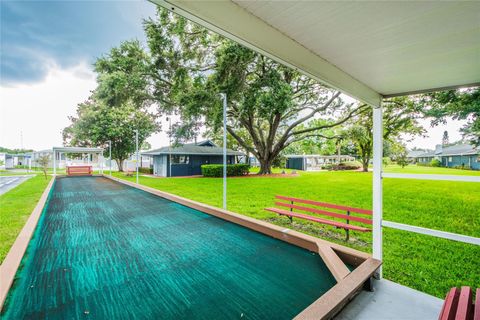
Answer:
[2,176,336,319]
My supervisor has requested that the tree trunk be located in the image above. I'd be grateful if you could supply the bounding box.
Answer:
[258,159,273,175]
[116,159,124,172]
[362,159,369,172]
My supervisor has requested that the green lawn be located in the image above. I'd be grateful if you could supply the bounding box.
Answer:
[112,166,480,298]
[0,175,52,262]
[0,165,478,298]
[383,164,480,175]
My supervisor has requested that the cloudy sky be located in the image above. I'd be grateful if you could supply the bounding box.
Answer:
[0,1,465,151]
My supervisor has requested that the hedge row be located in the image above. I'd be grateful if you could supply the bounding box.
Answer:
[139,167,153,174]
[201,164,250,177]
[322,161,362,171]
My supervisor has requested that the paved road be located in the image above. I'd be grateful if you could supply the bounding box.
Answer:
[0,175,34,195]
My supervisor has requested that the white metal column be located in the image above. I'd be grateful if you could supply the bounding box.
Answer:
[53,149,56,175]
[221,93,227,210]
[372,102,383,278]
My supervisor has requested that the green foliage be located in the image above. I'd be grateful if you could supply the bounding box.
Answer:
[0,175,51,262]
[94,40,153,108]
[0,147,34,154]
[64,100,158,171]
[430,159,441,167]
[420,87,480,146]
[36,155,50,179]
[201,164,250,177]
[323,161,362,171]
[139,167,153,174]
[272,155,287,168]
[346,97,425,172]
[64,40,159,172]
[144,9,364,174]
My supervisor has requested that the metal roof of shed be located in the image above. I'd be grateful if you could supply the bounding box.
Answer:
[153,1,480,106]
[142,143,244,156]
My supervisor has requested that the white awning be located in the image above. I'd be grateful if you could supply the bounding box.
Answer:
[152,1,480,106]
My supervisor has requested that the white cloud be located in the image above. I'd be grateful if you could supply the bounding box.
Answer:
[405,118,467,150]
[0,62,96,151]
[0,62,185,151]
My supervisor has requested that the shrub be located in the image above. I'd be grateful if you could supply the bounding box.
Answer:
[323,161,362,171]
[201,164,250,177]
[416,162,430,167]
[453,165,472,170]
[139,167,153,174]
[430,159,441,167]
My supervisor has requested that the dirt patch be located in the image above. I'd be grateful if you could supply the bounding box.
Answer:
[230,173,299,178]
[265,216,370,249]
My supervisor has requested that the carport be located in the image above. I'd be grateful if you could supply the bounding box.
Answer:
[150,1,480,318]
[52,147,104,175]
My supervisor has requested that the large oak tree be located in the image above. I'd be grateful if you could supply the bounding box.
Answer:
[144,9,365,174]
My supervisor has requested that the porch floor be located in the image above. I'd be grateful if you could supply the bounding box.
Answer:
[336,279,443,320]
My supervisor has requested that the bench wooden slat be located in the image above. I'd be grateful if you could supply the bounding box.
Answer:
[439,288,460,320]
[275,201,372,225]
[276,195,372,215]
[455,287,473,320]
[265,208,371,232]
[67,166,92,176]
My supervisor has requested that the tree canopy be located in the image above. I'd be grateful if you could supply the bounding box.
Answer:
[345,97,424,171]
[144,9,365,173]
[63,40,158,171]
[420,87,480,146]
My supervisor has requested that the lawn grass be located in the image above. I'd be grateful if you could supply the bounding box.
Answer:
[112,166,479,298]
[0,175,52,263]
[383,164,480,176]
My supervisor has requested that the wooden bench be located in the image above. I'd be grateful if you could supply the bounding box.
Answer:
[66,165,92,176]
[265,195,372,241]
[438,287,479,320]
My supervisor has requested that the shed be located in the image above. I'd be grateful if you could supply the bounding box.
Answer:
[286,155,355,171]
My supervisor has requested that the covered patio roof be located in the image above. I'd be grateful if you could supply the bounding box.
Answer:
[153,1,479,106]
[52,147,104,153]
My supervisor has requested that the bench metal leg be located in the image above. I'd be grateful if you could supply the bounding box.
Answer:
[363,276,374,292]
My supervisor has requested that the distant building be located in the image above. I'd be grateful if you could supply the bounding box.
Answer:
[142,140,244,177]
[406,150,429,163]
[285,154,355,171]
[413,144,480,170]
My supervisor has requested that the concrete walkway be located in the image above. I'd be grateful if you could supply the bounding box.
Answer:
[336,279,443,320]
[0,175,34,195]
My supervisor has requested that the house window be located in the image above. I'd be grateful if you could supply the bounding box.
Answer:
[171,155,189,164]
[448,156,452,162]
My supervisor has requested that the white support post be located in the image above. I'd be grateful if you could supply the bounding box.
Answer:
[53,149,56,175]
[221,93,227,210]
[135,130,139,184]
[372,102,383,278]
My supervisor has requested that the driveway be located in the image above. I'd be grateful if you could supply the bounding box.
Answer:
[0,175,34,195]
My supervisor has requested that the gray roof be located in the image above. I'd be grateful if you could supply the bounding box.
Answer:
[412,144,478,158]
[142,140,244,156]
[440,144,479,156]
[407,150,428,158]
